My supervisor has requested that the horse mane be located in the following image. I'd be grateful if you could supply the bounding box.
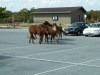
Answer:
[43,21,53,27]
[43,21,50,25]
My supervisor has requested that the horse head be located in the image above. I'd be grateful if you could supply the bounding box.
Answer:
[53,23,57,27]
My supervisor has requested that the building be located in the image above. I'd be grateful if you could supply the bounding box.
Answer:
[32,6,87,24]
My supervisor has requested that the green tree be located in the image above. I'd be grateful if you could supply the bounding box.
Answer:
[18,8,30,22]
[29,7,35,23]
[86,10,100,23]
[0,7,8,19]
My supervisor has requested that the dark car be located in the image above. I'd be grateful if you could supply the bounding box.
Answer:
[64,22,89,35]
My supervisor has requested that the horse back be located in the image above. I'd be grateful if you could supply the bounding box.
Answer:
[28,25,38,33]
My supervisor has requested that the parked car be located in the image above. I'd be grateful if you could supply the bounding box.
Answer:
[63,22,89,35]
[83,22,100,36]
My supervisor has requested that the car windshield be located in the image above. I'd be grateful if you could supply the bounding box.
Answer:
[69,23,82,27]
[90,23,100,28]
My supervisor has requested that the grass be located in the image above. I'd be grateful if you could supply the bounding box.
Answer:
[0,23,70,28]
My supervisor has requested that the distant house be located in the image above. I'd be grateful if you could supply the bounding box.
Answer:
[31,6,87,24]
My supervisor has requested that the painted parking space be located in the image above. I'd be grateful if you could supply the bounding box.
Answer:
[0,28,100,75]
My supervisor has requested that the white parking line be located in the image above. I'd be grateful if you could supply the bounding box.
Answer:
[78,64,100,68]
[1,45,100,75]
[0,45,32,51]
[3,54,100,67]
[81,58,100,64]
[16,56,100,68]
[34,64,100,75]
[33,57,100,75]
[2,54,100,75]
[34,65,75,75]
[27,46,89,56]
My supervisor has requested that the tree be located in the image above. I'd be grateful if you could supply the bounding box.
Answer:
[86,10,100,23]
[17,8,30,22]
[30,7,35,12]
[0,7,8,19]
[29,7,35,23]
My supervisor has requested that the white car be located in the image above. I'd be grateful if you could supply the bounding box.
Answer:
[83,23,100,36]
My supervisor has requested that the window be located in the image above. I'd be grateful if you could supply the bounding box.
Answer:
[52,16,58,21]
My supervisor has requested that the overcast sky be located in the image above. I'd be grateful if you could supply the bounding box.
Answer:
[0,0,100,12]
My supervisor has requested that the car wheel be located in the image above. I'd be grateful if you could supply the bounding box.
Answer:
[76,31,81,36]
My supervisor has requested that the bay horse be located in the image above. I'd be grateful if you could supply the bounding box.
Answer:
[53,23,67,39]
[44,22,59,44]
[28,24,48,44]
[53,23,63,39]
[32,21,54,39]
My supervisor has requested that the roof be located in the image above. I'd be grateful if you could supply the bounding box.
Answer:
[32,6,87,14]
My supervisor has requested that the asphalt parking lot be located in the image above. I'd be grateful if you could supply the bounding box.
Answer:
[0,28,100,75]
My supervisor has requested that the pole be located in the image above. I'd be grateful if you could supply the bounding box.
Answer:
[12,15,15,28]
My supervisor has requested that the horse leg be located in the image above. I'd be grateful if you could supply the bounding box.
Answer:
[45,34,49,43]
[38,34,43,44]
[45,34,47,42]
[29,38,34,43]
[47,35,49,43]
[39,37,43,44]
[29,38,31,43]
[32,38,34,43]
[60,33,62,40]
[50,35,53,44]
[29,33,31,43]
[34,34,37,39]
[29,34,35,43]
[59,33,62,40]
[56,34,59,44]
[58,34,60,39]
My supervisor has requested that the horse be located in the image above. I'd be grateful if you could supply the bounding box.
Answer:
[53,23,63,39]
[53,23,67,39]
[31,21,54,39]
[43,22,59,44]
[45,26,59,44]
[28,24,48,44]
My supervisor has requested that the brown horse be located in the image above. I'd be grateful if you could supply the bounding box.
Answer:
[53,23,67,39]
[32,21,54,39]
[45,27,59,44]
[53,23,63,39]
[28,24,48,44]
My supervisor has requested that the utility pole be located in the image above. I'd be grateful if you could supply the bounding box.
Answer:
[12,15,15,28]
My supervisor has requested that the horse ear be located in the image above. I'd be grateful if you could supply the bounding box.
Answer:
[59,23,61,25]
